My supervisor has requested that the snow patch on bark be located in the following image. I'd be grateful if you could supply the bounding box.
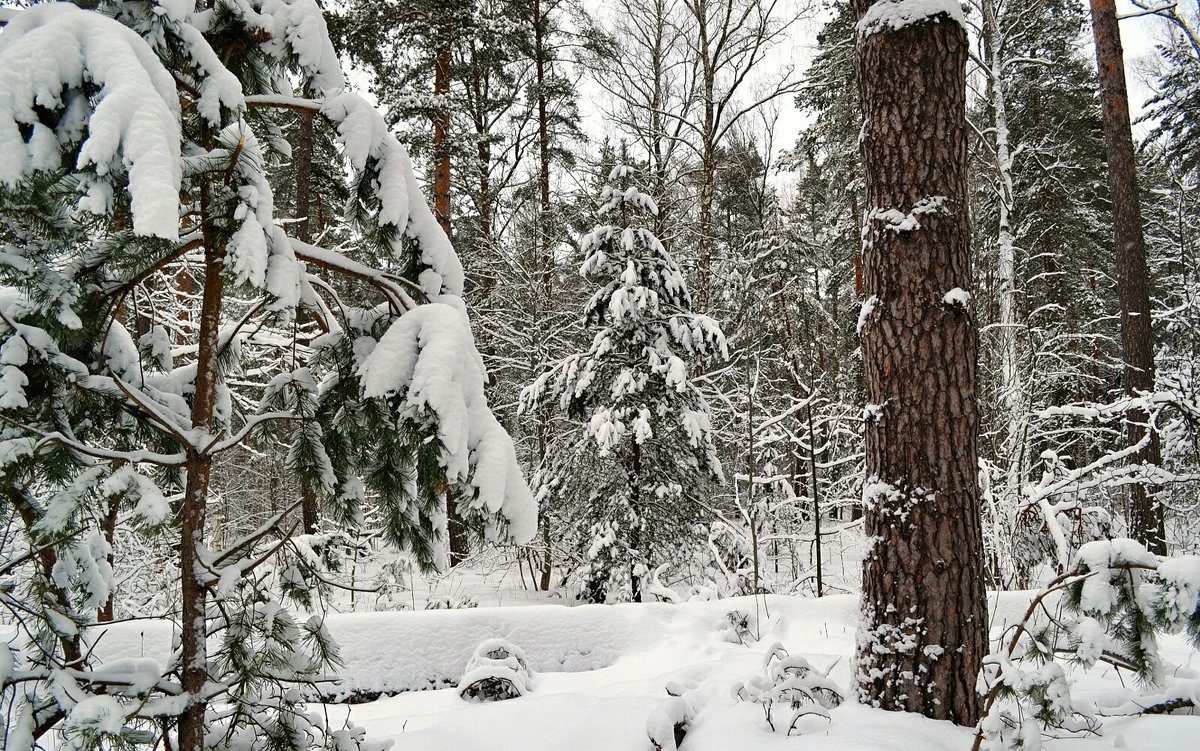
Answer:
[856,0,966,38]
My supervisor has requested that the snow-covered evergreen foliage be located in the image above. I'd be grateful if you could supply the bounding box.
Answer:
[0,2,532,749]
[521,165,726,602]
[976,539,1200,750]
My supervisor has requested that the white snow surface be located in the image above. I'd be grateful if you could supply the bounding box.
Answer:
[942,287,971,308]
[83,590,1198,750]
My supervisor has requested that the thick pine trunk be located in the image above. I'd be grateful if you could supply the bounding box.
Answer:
[1088,0,1166,554]
[852,2,986,726]
[432,40,467,564]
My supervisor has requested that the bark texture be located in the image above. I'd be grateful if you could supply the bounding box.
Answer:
[294,106,321,537]
[433,44,453,237]
[178,186,227,751]
[1088,0,1166,555]
[852,3,986,726]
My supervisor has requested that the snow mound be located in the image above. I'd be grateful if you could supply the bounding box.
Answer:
[457,639,531,702]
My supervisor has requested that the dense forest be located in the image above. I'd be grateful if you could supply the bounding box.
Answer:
[1,1,1199,750]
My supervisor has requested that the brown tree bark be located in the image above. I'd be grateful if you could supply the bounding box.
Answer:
[446,487,469,567]
[294,106,321,537]
[177,182,227,751]
[852,2,986,726]
[434,44,453,237]
[1088,0,1166,555]
[98,496,120,621]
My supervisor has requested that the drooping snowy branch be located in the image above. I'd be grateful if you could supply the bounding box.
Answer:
[359,301,536,550]
[0,3,181,239]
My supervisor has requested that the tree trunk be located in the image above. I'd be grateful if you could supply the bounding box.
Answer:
[434,44,453,237]
[98,496,120,621]
[294,106,321,537]
[533,0,553,300]
[852,1,986,726]
[981,1,1026,513]
[446,487,469,567]
[178,186,227,751]
[630,439,643,603]
[1088,0,1166,554]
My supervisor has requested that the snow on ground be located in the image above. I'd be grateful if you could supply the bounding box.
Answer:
[89,581,1197,751]
[321,591,1190,751]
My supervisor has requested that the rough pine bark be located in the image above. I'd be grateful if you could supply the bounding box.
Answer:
[852,1,987,726]
[1088,0,1166,555]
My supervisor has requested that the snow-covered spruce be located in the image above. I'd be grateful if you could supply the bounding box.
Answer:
[520,165,727,603]
[457,638,533,702]
[0,2,532,750]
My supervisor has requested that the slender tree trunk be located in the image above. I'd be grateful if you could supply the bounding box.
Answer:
[630,439,643,603]
[294,107,320,537]
[852,1,986,725]
[1088,0,1166,554]
[981,2,1025,511]
[434,44,453,237]
[691,0,716,310]
[533,0,553,300]
[807,401,822,597]
[178,184,227,751]
[98,497,120,621]
[697,119,716,310]
[295,110,314,244]
[649,0,669,238]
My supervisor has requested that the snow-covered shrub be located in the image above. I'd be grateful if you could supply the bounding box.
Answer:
[457,638,532,702]
[975,539,1200,750]
[646,682,701,751]
[425,594,479,610]
[732,642,844,735]
[720,609,757,646]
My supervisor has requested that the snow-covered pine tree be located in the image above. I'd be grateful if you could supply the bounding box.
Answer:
[521,165,726,602]
[0,2,533,749]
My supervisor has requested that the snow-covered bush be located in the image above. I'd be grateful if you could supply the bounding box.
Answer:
[646,682,701,751]
[425,594,479,610]
[732,642,844,736]
[720,609,757,646]
[457,638,532,702]
[975,539,1200,750]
